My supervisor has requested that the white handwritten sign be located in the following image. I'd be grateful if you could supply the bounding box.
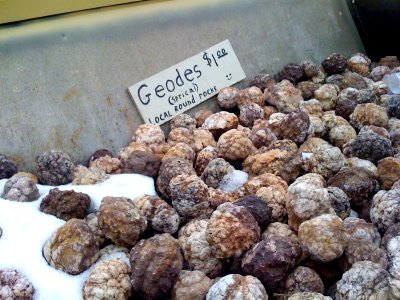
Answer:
[128,39,246,125]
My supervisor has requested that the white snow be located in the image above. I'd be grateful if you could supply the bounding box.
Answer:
[218,170,248,193]
[0,174,156,300]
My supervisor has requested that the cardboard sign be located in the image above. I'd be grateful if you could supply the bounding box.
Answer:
[128,39,246,125]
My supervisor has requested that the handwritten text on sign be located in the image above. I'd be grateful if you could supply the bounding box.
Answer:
[128,40,246,125]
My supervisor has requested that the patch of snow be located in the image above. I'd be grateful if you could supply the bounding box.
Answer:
[218,170,248,193]
[0,174,155,300]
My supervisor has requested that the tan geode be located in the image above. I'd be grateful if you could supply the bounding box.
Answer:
[178,219,223,278]
[98,197,147,247]
[130,233,183,300]
[265,80,303,113]
[171,270,214,300]
[82,258,132,300]
[206,202,260,259]
[217,129,254,161]
[298,214,346,263]
[43,219,99,275]
[377,157,400,189]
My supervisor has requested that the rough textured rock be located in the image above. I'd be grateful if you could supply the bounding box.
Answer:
[288,292,332,300]
[1,176,39,202]
[335,261,390,300]
[72,165,109,185]
[206,202,260,259]
[36,150,75,185]
[233,195,272,229]
[194,146,218,176]
[43,219,99,275]
[0,154,18,179]
[178,219,223,278]
[345,157,378,175]
[287,173,335,231]
[370,65,390,81]
[170,114,196,130]
[242,172,288,195]
[370,189,400,232]
[312,66,328,84]
[133,195,180,234]
[335,99,357,120]
[162,143,195,163]
[250,121,278,149]
[350,103,388,130]
[0,268,35,300]
[321,112,349,133]
[167,128,195,148]
[217,87,239,109]
[171,270,214,300]
[156,158,196,199]
[381,222,400,250]
[194,110,213,128]
[328,167,380,207]
[82,258,132,300]
[270,112,310,144]
[234,86,265,108]
[239,103,264,127]
[277,63,306,83]
[256,185,288,222]
[344,217,381,246]
[201,158,234,189]
[297,82,319,100]
[97,244,129,262]
[327,187,351,219]
[192,129,217,153]
[341,239,388,271]
[206,274,268,300]
[11,172,39,183]
[314,84,340,111]
[377,157,400,190]
[132,124,165,147]
[329,125,357,148]
[40,188,90,220]
[379,55,400,68]
[347,53,370,76]
[387,236,400,299]
[326,74,345,87]
[169,175,211,220]
[299,99,323,117]
[86,149,113,166]
[241,236,301,289]
[251,73,276,92]
[300,138,346,179]
[98,197,147,247]
[342,71,368,90]
[89,155,121,174]
[321,53,347,75]
[282,266,325,298]
[202,112,239,138]
[217,129,254,161]
[308,116,325,138]
[243,140,302,182]
[265,80,303,113]
[130,233,183,300]
[261,222,299,246]
[343,131,393,163]
[298,214,346,262]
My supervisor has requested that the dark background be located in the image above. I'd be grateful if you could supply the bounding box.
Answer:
[346,0,400,61]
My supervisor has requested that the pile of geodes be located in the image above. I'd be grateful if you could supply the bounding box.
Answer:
[1,53,400,300]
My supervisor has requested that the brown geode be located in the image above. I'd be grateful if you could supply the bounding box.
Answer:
[40,188,91,220]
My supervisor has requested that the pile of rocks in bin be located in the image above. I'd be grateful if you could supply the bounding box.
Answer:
[1,53,400,300]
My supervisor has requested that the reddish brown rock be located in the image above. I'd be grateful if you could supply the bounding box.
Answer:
[98,197,147,247]
[251,73,276,92]
[194,146,218,176]
[194,110,213,128]
[239,103,264,127]
[206,274,268,300]
[377,157,400,190]
[43,219,99,275]
[162,143,195,163]
[0,269,35,300]
[82,258,132,300]
[40,188,90,220]
[321,53,347,75]
[241,236,301,289]
[178,219,223,278]
[271,112,310,144]
[169,175,211,220]
[86,149,113,166]
[347,53,370,77]
[133,195,180,234]
[298,214,347,262]
[89,155,121,174]
[119,150,161,178]
[206,202,260,259]
[156,158,196,199]
[265,80,303,113]
[167,128,195,148]
[170,114,196,130]
[192,129,216,153]
[277,63,306,83]
[171,271,214,300]
[130,233,183,300]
